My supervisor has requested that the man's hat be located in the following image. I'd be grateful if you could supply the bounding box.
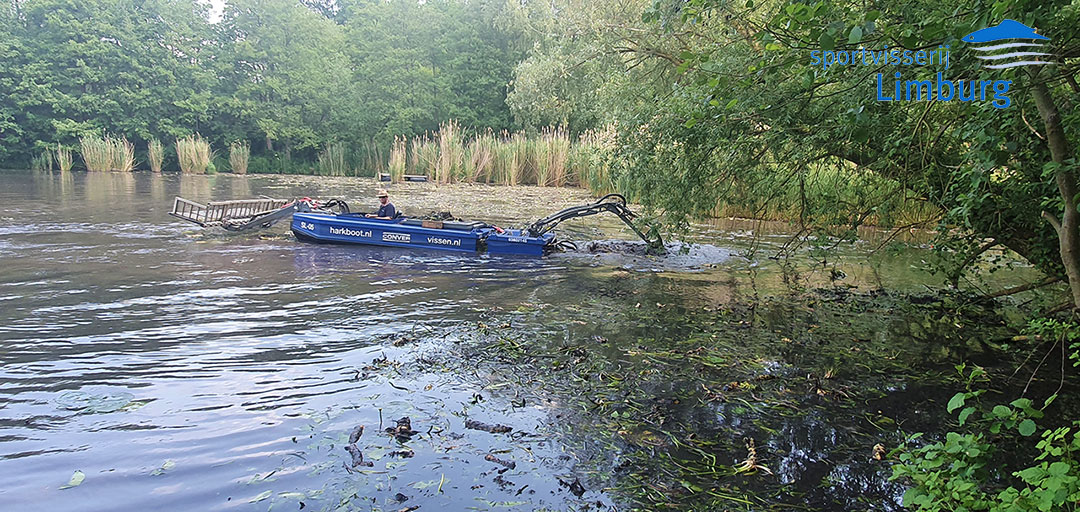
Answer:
[377,190,388,198]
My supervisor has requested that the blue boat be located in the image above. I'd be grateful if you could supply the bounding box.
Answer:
[172,193,662,257]
[290,212,556,256]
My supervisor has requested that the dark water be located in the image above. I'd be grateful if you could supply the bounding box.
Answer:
[0,171,1043,511]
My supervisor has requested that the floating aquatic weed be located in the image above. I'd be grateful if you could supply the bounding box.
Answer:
[59,470,85,490]
[55,390,139,413]
[150,460,176,476]
[733,438,773,475]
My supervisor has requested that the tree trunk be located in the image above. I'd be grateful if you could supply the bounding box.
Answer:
[1030,77,1080,308]
[265,135,273,152]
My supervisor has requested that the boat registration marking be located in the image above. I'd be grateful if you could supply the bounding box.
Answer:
[382,232,411,243]
[329,226,372,238]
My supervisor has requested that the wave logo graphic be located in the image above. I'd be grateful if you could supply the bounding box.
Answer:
[962,19,1052,69]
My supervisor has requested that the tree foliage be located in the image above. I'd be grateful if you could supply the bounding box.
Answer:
[508,0,1080,301]
[0,0,523,167]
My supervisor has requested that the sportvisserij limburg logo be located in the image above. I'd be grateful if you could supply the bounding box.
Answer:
[963,19,1052,69]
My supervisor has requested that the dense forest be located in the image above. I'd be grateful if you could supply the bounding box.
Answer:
[0,0,523,170]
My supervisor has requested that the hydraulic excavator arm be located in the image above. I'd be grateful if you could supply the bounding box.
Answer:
[526,194,665,254]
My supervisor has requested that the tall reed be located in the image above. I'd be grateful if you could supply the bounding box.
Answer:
[388,137,406,182]
[412,134,438,180]
[317,142,346,176]
[55,146,73,172]
[80,135,135,172]
[229,140,250,174]
[115,137,135,172]
[147,138,164,173]
[435,120,464,184]
[358,139,384,177]
[176,135,212,174]
[31,151,54,172]
[574,125,617,193]
[535,126,570,186]
[467,130,496,183]
[80,136,109,172]
[509,132,532,185]
[382,120,603,188]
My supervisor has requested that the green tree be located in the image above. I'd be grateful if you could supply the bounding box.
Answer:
[0,0,215,165]
[218,0,351,156]
[511,0,1080,305]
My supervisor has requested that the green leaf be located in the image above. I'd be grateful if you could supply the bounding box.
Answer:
[1019,419,1037,436]
[1017,466,1047,482]
[684,118,697,128]
[958,406,976,426]
[848,26,863,44]
[60,470,85,490]
[852,126,869,143]
[820,33,835,52]
[947,392,966,413]
[1048,461,1070,477]
[1043,394,1058,409]
[745,0,754,8]
[993,405,1012,418]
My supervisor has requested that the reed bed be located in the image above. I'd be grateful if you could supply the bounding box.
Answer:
[147,138,164,173]
[411,134,438,180]
[435,120,464,184]
[467,130,496,183]
[388,137,407,182]
[31,151,54,172]
[385,121,610,188]
[80,135,135,172]
[317,142,347,176]
[228,141,249,174]
[56,146,74,172]
[176,135,212,174]
[360,139,384,178]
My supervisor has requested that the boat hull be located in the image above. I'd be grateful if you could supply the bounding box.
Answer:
[291,213,486,253]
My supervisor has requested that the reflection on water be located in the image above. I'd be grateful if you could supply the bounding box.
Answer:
[0,171,1041,511]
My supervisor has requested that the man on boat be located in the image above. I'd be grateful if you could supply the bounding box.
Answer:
[366,190,397,219]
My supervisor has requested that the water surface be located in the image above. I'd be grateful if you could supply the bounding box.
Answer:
[0,171,1043,511]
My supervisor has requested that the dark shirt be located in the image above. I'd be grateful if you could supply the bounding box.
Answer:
[376,202,397,219]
